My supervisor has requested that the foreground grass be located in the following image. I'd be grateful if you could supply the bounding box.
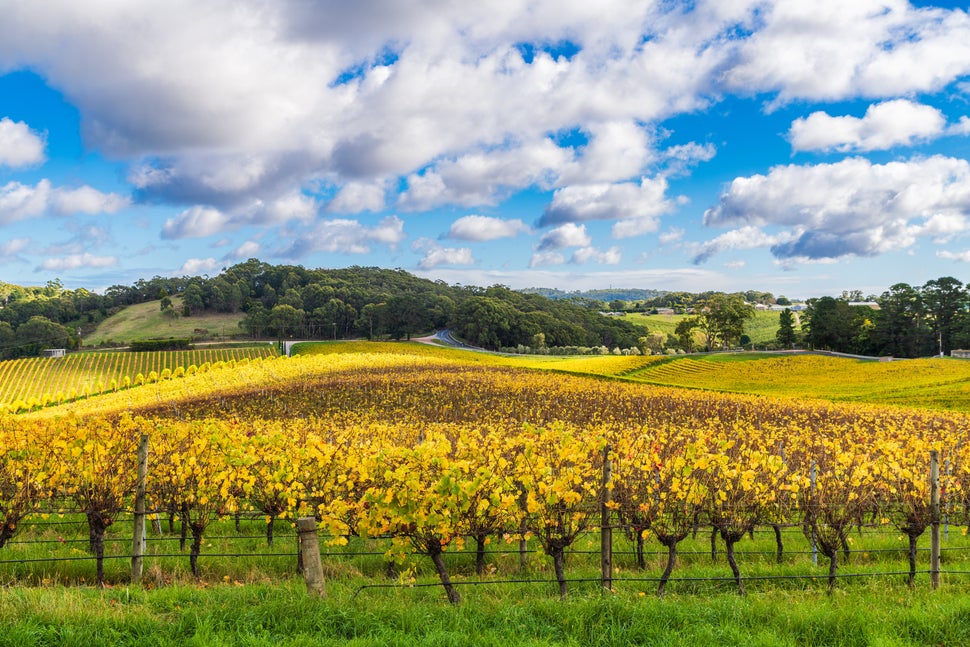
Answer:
[3,579,970,646]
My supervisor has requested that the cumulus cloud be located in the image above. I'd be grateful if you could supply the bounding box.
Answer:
[789,100,947,152]
[412,238,475,269]
[327,180,388,213]
[38,253,118,271]
[0,237,30,262]
[529,250,567,267]
[703,155,970,261]
[161,193,317,239]
[691,226,794,264]
[0,117,45,167]
[177,257,220,275]
[226,240,261,260]
[536,223,591,251]
[658,227,685,245]
[0,180,129,224]
[727,0,970,103]
[281,215,405,257]
[938,250,970,263]
[162,206,228,239]
[571,246,621,265]
[399,139,570,211]
[949,116,970,136]
[539,177,678,235]
[444,215,531,241]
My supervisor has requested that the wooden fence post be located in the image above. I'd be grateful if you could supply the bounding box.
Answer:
[601,444,613,591]
[297,517,327,597]
[930,450,941,590]
[810,461,817,568]
[131,433,149,583]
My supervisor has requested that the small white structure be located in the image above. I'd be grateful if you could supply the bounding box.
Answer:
[952,349,970,359]
[40,348,66,358]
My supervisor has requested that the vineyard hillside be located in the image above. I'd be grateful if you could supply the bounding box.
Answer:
[0,345,276,409]
[84,298,248,346]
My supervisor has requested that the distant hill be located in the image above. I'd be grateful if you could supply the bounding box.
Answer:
[521,287,667,302]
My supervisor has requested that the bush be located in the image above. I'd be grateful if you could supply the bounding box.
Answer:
[129,338,193,352]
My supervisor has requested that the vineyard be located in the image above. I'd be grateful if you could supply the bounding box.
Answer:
[0,345,277,412]
[2,346,969,608]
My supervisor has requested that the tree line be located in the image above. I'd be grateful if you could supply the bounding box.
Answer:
[789,277,968,358]
[0,261,643,356]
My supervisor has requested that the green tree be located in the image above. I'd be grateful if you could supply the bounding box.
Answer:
[922,277,966,356]
[776,308,798,348]
[698,294,754,350]
[15,316,73,356]
[873,283,925,358]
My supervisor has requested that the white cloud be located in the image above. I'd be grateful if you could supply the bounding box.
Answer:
[703,155,970,261]
[227,240,261,260]
[281,215,405,257]
[327,180,388,213]
[38,253,118,271]
[412,238,475,269]
[444,215,531,241]
[49,185,130,215]
[0,237,30,261]
[540,177,678,235]
[727,1,970,102]
[0,179,128,224]
[948,116,970,136]
[399,138,570,211]
[658,227,685,245]
[691,226,794,264]
[789,100,947,152]
[177,257,220,275]
[571,245,621,265]
[0,117,45,167]
[162,206,228,239]
[938,250,970,263]
[536,223,591,251]
[529,250,567,267]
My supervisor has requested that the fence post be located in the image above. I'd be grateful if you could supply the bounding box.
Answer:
[930,450,941,590]
[131,433,149,583]
[810,461,817,567]
[601,443,613,591]
[297,517,327,597]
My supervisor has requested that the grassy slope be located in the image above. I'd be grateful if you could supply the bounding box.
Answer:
[85,298,246,346]
[629,310,788,346]
[626,352,970,412]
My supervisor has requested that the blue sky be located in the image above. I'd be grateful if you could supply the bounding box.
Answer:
[1,0,969,299]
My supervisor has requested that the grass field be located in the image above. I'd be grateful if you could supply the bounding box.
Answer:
[628,310,790,346]
[624,352,970,412]
[85,298,247,346]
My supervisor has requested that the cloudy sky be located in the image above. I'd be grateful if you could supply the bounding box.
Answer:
[1,0,969,298]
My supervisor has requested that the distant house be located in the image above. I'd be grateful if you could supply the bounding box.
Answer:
[40,348,66,358]
[952,349,970,359]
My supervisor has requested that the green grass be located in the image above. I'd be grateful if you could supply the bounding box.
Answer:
[629,310,789,346]
[85,299,247,346]
[4,511,970,645]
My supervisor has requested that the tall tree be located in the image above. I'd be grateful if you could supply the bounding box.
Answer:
[872,283,925,358]
[776,308,798,348]
[921,277,966,356]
